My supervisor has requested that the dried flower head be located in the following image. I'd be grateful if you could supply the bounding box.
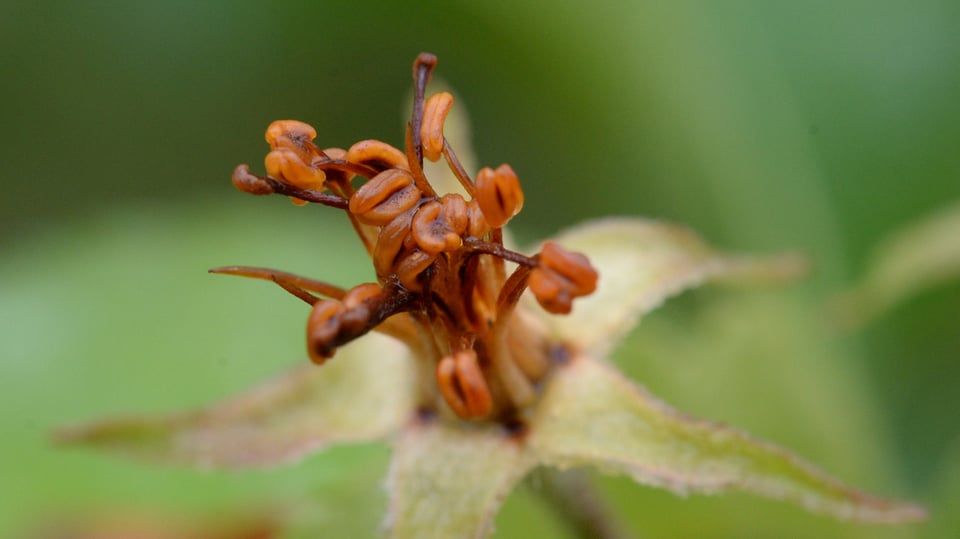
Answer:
[60,52,926,539]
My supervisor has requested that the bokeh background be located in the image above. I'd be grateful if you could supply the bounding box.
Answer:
[2,1,958,537]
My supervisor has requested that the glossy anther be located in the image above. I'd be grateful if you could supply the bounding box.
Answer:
[395,249,437,292]
[374,208,417,277]
[265,148,326,191]
[529,241,599,314]
[307,300,347,364]
[346,140,409,172]
[475,164,524,228]
[411,196,467,255]
[349,169,422,226]
[421,92,454,162]
[265,120,319,163]
[465,199,492,238]
[231,164,274,195]
[436,349,492,419]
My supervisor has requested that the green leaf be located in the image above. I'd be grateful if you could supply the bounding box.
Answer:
[57,334,416,469]
[385,418,534,539]
[832,200,960,327]
[530,356,927,523]
[533,218,807,356]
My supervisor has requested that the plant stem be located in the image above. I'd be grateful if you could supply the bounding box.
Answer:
[533,468,635,539]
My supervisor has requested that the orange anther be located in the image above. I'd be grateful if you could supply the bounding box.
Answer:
[465,199,491,238]
[346,140,409,172]
[421,92,454,162]
[436,349,492,419]
[395,249,437,292]
[411,199,462,254]
[348,169,422,226]
[528,269,572,314]
[231,164,273,195]
[475,164,524,228]
[539,241,598,296]
[528,241,598,314]
[265,120,319,163]
[265,148,326,191]
[374,208,416,277]
[339,282,383,334]
[306,300,346,364]
[441,194,469,236]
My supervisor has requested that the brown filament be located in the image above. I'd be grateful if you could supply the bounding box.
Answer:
[441,138,477,197]
[209,266,346,299]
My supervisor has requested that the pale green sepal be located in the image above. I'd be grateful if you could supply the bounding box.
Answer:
[56,334,416,469]
[385,418,535,539]
[535,218,807,356]
[530,356,927,523]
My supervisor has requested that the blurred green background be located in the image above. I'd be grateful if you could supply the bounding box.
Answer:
[2,1,958,537]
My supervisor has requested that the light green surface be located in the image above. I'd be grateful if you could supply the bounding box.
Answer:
[2,1,958,537]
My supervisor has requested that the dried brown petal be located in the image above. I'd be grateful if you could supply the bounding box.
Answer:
[421,92,454,162]
[231,164,273,195]
[349,169,422,226]
[475,164,524,228]
[436,349,493,419]
[346,139,409,172]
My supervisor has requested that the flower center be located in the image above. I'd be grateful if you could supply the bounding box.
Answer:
[221,53,598,420]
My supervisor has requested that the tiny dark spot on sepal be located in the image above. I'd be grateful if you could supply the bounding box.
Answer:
[501,418,529,441]
[415,406,438,423]
[549,343,572,365]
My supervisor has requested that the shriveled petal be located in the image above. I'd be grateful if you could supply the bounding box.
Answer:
[385,418,534,539]
[832,200,960,327]
[534,218,807,356]
[56,334,415,469]
[530,356,926,523]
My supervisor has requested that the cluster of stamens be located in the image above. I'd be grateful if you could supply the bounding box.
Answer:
[223,53,598,420]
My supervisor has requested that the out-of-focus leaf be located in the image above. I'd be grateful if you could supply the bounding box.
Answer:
[57,334,415,469]
[532,218,807,356]
[385,418,533,539]
[530,356,927,524]
[833,201,960,327]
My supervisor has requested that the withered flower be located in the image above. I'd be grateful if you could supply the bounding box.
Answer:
[60,53,925,537]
